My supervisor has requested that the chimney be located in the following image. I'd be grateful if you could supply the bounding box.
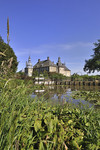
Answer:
[47,57,49,60]
[38,59,40,63]
[58,57,60,62]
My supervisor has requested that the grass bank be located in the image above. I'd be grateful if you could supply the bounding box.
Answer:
[0,78,100,150]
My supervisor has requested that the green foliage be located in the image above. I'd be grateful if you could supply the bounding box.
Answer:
[15,72,29,80]
[33,71,68,80]
[43,70,48,78]
[82,75,100,81]
[84,40,100,73]
[71,74,100,81]
[49,72,67,81]
[0,36,4,42]
[0,79,100,149]
[72,90,100,107]
[71,73,82,81]
[32,70,39,77]
[0,36,18,75]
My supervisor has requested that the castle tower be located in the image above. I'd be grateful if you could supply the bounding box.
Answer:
[25,56,33,76]
[56,57,71,76]
[56,57,62,73]
[58,57,62,66]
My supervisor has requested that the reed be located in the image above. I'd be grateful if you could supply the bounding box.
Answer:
[0,79,100,150]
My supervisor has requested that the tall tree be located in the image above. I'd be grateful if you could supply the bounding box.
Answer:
[7,17,10,45]
[83,40,100,73]
[0,36,18,74]
[0,36,4,42]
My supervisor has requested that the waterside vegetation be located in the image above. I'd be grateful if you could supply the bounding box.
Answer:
[0,78,100,150]
[72,90,100,108]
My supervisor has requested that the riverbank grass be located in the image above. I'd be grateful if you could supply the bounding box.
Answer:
[0,79,100,150]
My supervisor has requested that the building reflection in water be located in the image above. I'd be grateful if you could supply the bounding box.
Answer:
[32,85,100,107]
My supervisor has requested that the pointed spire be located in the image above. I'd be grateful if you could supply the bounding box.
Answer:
[26,61,28,67]
[26,56,32,68]
[58,57,61,62]
[29,56,31,60]
[28,56,31,63]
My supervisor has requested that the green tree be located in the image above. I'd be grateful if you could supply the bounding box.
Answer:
[49,72,67,81]
[43,70,48,78]
[84,40,100,73]
[0,36,4,42]
[0,36,18,74]
[32,70,38,77]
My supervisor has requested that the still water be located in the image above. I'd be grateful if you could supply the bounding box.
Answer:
[31,85,100,108]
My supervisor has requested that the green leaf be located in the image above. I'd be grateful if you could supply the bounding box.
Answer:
[72,140,80,149]
[68,120,73,124]
[34,119,42,132]
[39,141,45,150]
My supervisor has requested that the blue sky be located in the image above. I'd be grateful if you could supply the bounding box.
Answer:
[0,0,100,75]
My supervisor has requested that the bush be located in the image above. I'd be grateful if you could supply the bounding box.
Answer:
[71,74,100,81]
[0,36,18,75]
[49,72,67,81]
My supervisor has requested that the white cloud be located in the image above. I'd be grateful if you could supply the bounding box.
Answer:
[57,42,93,51]
[16,48,46,56]
[66,62,82,65]
[39,42,93,51]
[15,41,93,57]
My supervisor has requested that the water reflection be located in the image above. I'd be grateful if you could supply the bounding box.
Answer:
[32,85,100,107]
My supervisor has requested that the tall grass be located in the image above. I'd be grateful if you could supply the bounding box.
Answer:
[0,79,100,150]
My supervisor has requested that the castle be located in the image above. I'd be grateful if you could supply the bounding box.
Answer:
[24,56,71,77]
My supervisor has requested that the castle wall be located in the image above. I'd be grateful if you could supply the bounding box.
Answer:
[59,67,66,76]
[49,66,57,72]
[66,71,71,77]
[25,68,33,77]
[39,67,49,72]
[34,67,49,74]
[28,68,33,77]
[59,67,71,77]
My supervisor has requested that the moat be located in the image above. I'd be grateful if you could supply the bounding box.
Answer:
[31,85,100,109]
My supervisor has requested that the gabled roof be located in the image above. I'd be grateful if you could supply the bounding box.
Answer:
[33,57,71,71]
[56,62,70,71]
[33,59,56,68]
[63,65,70,71]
